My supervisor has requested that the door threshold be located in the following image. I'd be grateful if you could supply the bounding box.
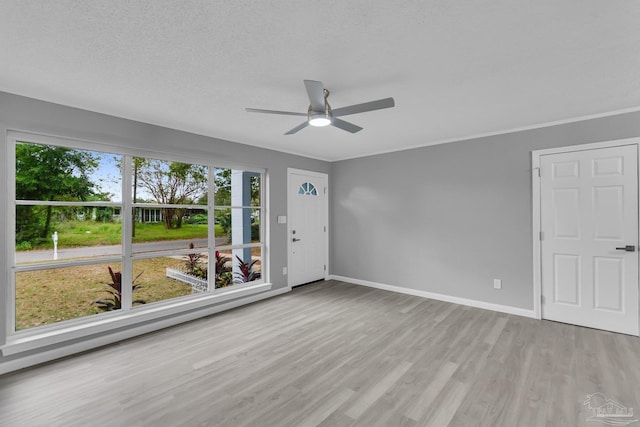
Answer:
[292,279,325,289]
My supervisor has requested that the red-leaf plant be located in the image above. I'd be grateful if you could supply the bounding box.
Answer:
[215,251,232,288]
[93,265,145,311]
[185,242,207,279]
[233,255,261,284]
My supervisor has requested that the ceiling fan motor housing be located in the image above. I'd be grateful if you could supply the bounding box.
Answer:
[308,89,332,127]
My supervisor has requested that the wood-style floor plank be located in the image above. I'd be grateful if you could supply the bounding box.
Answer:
[0,279,638,427]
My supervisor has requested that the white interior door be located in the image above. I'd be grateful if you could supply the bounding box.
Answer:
[288,170,328,287]
[540,144,639,335]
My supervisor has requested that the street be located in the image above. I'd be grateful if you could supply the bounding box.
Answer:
[15,238,228,264]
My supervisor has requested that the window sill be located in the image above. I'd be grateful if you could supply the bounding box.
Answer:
[1,282,272,356]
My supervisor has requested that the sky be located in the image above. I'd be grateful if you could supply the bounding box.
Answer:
[93,153,123,202]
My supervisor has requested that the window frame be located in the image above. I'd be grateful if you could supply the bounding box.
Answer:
[211,167,264,290]
[3,131,269,352]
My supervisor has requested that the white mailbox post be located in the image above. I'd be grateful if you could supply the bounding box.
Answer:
[52,231,58,260]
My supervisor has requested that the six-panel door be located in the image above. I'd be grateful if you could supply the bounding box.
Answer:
[540,145,639,335]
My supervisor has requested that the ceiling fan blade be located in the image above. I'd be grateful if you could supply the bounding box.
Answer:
[332,118,363,133]
[285,121,310,135]
[332,97,395,117]
[304,80,325,112]
[245,108,307,117]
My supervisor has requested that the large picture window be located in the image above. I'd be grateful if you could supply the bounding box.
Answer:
[9,135,266,334]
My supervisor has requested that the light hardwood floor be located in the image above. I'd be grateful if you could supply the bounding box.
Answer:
[1,280,638,427]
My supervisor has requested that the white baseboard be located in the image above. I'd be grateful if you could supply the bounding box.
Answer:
[330,275,536,319]
[0,286,291,375]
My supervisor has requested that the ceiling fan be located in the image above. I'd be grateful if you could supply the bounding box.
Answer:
[245,80,395,135]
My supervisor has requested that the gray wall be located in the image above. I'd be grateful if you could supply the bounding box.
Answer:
[0,91,329,368]
[331,111,640,310]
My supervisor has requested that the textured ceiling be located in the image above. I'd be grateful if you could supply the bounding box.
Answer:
[1,1,639,161]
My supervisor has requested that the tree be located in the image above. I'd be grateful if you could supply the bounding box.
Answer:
[213,169,260,240]
[214,168,232,206]
[15,143,99,243]
[214,168,260,206]
[136,159,207,229]
[131,157,149,237]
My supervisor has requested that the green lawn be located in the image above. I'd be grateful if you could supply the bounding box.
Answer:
[14,220,233,330]
[15,257,193,330]
[19,221,225,250]
[16,253,262,330]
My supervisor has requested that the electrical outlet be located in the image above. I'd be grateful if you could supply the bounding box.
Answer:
[283,267,288,275]
[493,279,502,289]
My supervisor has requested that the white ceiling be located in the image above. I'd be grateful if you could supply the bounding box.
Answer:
[1,1,639,161]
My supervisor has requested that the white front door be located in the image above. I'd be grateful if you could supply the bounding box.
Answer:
[288,169,328,287]
[540,144,639,335]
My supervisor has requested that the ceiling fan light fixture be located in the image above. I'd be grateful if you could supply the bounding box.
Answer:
[308,111,332,127]
[245,80,394,134]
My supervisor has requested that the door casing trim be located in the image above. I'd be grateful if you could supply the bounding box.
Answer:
[531,137,640,334]
[287,168,330,288]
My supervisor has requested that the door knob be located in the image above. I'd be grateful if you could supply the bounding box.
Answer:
[615,245,636,252]
[292,238,301,242]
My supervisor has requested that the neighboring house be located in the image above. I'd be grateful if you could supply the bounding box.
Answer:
[71,206,164,223]
[136,207,163,223]
[71,207,162,224]
[111,207,163,223]
[114,207,210,223]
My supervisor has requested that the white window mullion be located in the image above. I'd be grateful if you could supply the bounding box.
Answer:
[208,166,216,292]
[260,172,266,282]
[120,155,133,310]
[6,138,17,337]
[15,200,122,207]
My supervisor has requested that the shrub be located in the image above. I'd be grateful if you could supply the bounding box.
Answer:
[94,207,114,222]
[93,266,145,311]
[216,272,233,288]
[218,212,231,241]
[233,255,261,284]
[251,222,260,241]
[185,214,208,225]
[214,251,232,288]
[16,241,33,251]
[185,242,207,279]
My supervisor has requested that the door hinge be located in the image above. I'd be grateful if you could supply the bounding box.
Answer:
[324,225,326,232]
[539,231,544,241]
[324,187,327,194]
[536,168,541,177]
[324,264,326,271]
[541,295,546,305]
